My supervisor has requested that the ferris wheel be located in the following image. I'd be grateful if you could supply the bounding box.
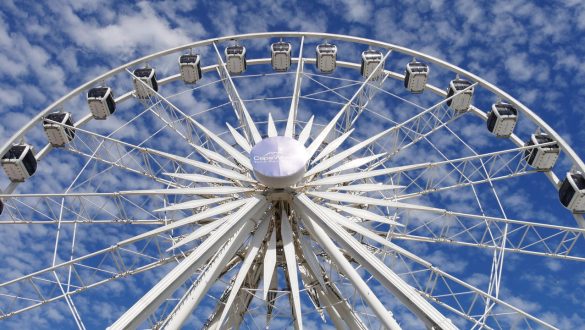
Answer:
[0,32,583,329]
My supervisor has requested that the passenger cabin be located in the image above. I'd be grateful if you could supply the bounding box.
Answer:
[487,102,518,137]
[361,50,384,79]
[271,41,292,72]
[133,68,158,99]
[404,61,429,93]
[559,172,585,213]
[524,133,560,170]
[225,45,247,75]
[1,144,37,182]
[316,43,337,73]
[446,78,474,112]
[42,112,75,147]
[88,87,116,120]
[179,54,202,84]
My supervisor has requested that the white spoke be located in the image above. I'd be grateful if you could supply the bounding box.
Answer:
[326,203,402,226]
[226,123,252,153]
[110,196,267,329]
[298,115,314,145]
[212,42,262,144]
[323,152,387,175]
[121,198,258,245]
[216,218,270,327]
[121,186,254,195]
[296,194,456,329]
[154,196,231,212]
[311,128,354,164]
[163,173,232,184]
[328,183,404,192]
[285,36,304,138]
[281,208,303,329]
[167,218,229,250]
[263,228,277,301]
[297,203,403,330]
[192,119,253,170]
[307,191,444,213]
[267,112,278,137]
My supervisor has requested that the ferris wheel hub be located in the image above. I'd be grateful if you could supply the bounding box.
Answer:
[250,136,308,188]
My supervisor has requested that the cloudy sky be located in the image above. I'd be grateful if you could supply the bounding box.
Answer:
[1,0,585,329]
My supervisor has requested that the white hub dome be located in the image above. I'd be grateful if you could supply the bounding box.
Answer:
[250,136,308,188]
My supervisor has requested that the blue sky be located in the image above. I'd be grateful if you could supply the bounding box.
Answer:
[1,0,585,329]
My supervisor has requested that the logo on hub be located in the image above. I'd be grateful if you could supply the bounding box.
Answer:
[253,151,294,163]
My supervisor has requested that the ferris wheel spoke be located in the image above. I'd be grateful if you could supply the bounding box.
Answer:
[301,73,362,102]
[0,232,184,320]
[389,143,544,200]
[306,191,444,213]
[296,205,403,329]
[226,123,252,154]
[297,193,557,329]
[212,217,270,328]
[369,84,479,170]
[190,119,253,171]
[371,241,557,329]
[342,50,391,132]
[153,196,232,212]
[323,152,387,175]
[0,191,164,224]
[391,208,585,261]
[285,36,304,138]
[312,128,354,164]
[162,218,270,330]
[280,207,303,329]
[57,121,187,188]
[212,42,262,145]
[109,197,268,329]
[129,81,205,152]
[296,239,368,329]
[151,148,255,183]
[266,113,278,137]
[305,51,390,162]
[307,142,546,188]
[123,197,261,246]
[62,117,256,189]
[306,84,477,179]
[296,194,456,329]
[297,115,314,146]
[130,68,255,173]
[325,203,402,226]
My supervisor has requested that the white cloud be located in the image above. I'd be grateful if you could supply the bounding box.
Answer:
[55,2,199,59]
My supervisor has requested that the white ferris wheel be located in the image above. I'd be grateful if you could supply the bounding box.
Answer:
[0,32,583,329]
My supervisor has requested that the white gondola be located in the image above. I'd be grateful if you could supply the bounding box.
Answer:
[446,78,474,112]
[404,61,429,93]
[316,43,337,74]
[361,49,384,79]
[487,102,518,137]
[559,172,585,213]
[225,45,247,75]
[1,144,37,182]
[179,54,202,84]
[271,41,292,72]
[42,112,75,147]
[87,87,116,120]
[132,68,158,99]
[524,133,560,170]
